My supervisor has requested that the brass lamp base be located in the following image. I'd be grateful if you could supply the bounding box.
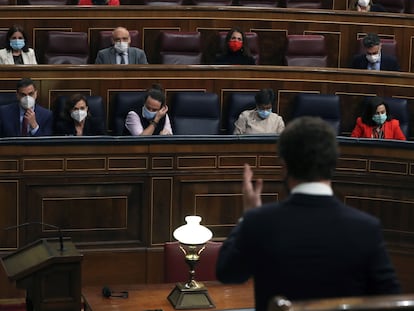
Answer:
[167,282,215,309]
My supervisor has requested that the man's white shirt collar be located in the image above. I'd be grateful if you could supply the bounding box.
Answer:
[291,182,333,196]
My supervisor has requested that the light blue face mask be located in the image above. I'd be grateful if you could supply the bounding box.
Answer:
[372,113,387,125]
[10,39,25,51]
[142,105,157,120]
[257,109,271,119]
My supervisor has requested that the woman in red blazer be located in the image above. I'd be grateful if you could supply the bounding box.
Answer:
[78,0,120,5]
[351,96,406,140]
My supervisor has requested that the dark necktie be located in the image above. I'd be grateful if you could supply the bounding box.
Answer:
[21,117,28,136]
[119,53,125,64]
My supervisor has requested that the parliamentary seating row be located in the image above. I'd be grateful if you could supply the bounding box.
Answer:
[1,6,414,70]
[5,0,414,14]
[9,0,334,9]
[0,90,409,138]
[0,29,401,70]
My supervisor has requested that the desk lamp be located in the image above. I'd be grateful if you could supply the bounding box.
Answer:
[167,215,214,309]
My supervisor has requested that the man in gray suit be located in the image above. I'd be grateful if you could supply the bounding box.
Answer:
[95,27,148,65]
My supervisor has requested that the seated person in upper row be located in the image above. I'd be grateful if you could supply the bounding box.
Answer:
[78,0,120,5]
[233,88,285,135]
[54,93,106,136]
[125,84,173,136]
[350,33,400,71]
[348,0,386,12]
[0,25,37,65]
[351,96,406,140]
[0,78,53,138]
[215,27,255,65]
[95,27,148,65]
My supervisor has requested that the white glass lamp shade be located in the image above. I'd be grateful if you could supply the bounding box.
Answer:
[173,216,213,245]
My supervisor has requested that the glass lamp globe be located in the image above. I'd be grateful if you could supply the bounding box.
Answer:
[173,215,212,245]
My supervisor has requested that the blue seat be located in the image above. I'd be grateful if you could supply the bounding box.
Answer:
[292,93,341,134]
[111,91,146,135]
[383,97,409,138]
[0,92,18,106]
[226,92,257,134]
[170,92,220,135]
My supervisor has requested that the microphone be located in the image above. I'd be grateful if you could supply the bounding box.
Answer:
[102,286,129,298]
[4,221,65,252]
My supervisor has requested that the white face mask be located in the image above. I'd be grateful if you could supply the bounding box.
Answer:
[70,109,88,123]
[20,95,35,110]
[114,42,129,54]
[366,53,380,64]
[358,0,370,6]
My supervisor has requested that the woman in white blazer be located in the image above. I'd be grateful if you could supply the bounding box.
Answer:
[0,25,37,65]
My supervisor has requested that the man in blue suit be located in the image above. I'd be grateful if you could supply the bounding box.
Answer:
[95,27,148,65]
[350,33,400,71]
[216,116,401,311]
[0,78,53,137]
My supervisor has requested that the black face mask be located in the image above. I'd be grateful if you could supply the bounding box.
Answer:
[92,0,108,4]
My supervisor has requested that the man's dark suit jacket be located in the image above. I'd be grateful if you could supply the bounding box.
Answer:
[216,193,401,311]
[0,103,53,137]
[350,53,400,71]
[95,46,148,64]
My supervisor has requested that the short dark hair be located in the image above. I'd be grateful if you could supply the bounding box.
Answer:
[16,78,35,91]
[255,88,275,107]
[145,83,165,106]
[6,24,29,53]
[363,33,381,49]
[361,96,391,126]
[278,116,338,181]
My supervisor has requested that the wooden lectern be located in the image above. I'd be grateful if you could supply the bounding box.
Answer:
[1,237,83,311]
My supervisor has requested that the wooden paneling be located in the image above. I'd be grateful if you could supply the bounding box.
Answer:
[0,137,413,294]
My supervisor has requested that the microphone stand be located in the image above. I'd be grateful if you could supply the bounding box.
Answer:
[4,221,65,252]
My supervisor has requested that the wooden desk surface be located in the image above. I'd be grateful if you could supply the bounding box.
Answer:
[82,281,254,311]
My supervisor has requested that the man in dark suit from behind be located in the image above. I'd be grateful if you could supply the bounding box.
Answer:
[216,116,401,311]
[0,77,53,137]
[350,33,400,71]
[95,27,148,65]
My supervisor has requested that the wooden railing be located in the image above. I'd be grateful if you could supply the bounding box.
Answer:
[0,136,413,292]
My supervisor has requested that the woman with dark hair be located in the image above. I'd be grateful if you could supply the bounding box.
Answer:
[215,27,255,65]
[0,25,37,64]
[125,84,173,136]
[233,88,285,134]
[351,96,405,140]
[54,93,106,136]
